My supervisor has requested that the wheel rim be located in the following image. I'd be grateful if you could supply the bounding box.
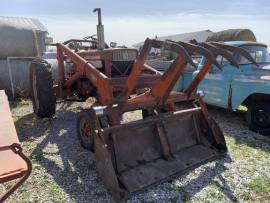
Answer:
[79,117,93,145]
[32,73,39,111]
[254,109,270,128]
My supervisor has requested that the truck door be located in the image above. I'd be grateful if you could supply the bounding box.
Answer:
[197,56,235,108]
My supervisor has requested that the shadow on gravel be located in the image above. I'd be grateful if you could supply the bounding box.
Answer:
[207,105,270,153]
[15,102,83,142]
[24,106,240,202]
[180,155,237,202]
[29,109,112,203]
[15,113,52,142]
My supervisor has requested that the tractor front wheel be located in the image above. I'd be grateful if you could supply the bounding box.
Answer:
[77,109,96,152]
[77,109,110,152]
[30,59,56,118]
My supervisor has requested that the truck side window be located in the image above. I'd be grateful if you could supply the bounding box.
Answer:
[209,55,228,73]
[238,45,270,65]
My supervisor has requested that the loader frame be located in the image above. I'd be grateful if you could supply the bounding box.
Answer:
[45,35,258,199]
[55,38,223,124]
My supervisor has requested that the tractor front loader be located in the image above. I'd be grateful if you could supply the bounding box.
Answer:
[29,8,257,201]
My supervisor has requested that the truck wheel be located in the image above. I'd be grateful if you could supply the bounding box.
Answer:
[77,109,96,152]
[246,102,270,136]
[30,59,56,118]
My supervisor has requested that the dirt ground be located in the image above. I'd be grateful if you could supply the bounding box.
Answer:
[1,100,270,203]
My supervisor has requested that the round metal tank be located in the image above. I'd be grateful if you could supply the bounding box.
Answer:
[0,17,49,99]
[0,17,47,58]
[0,26,40,58]
[206,29,256,42]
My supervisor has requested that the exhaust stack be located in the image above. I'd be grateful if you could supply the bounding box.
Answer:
[93,8,105,50]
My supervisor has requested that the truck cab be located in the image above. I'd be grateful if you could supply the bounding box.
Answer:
[196,41,270,135]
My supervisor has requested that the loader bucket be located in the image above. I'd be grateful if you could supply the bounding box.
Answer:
[94,104,227,200]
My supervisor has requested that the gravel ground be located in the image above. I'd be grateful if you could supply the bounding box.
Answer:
[1,100,270,203]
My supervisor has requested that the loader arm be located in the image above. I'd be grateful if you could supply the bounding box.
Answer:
[111,38,154,106]
[112,39,195,107]
[149,42,219,105]
[184,42,257,95]
[210,41,258,66]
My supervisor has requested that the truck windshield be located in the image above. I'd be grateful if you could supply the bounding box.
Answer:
[238,45,270,64]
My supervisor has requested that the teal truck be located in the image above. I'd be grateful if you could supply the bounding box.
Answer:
[175,41,270,135]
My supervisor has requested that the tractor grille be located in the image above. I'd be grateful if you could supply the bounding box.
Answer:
[112,50,137,61]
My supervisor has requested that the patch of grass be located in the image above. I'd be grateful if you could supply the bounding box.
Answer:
[171,186,190,203]
[3,181,13,189]
[9,100,31,109]
[225,136,270,160]
[246,176,270,197]
[181,190,190,203]
[31,152,44,163]
[48,183,60,195]
[240,191,252,201]
[206,184,224,201]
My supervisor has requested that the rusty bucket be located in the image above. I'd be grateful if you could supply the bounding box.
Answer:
[94,103,227,201]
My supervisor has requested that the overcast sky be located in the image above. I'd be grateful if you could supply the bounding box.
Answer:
[1,0,270,46]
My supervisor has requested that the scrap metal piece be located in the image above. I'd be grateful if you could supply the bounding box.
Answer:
[209,41,258,66]
[178,42,217,63]
[152,39,195,67]
[0,90,32,202]
[201,42,239,68]
[95,105,227,201]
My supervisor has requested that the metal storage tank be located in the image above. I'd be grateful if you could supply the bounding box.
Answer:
[0,16,50,99]
[206,29,256,42]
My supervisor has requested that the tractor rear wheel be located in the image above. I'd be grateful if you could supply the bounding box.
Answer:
[30,59,56,118]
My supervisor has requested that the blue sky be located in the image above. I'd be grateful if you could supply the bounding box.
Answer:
[1,0,270,46]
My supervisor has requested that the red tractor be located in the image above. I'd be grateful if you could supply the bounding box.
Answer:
[29,8,255,201]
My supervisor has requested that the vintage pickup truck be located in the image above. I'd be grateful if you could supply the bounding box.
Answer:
[177,41,270,135]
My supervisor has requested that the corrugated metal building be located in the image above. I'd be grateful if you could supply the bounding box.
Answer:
[133,30,213,49]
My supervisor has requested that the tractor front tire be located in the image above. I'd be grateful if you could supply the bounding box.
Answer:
[30,59,56,118]
[76,108,109,152]
[77,109,97,152]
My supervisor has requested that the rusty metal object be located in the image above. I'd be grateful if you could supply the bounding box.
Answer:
[184,41,257,96]
[52,36,232,200]
[0,90,32,202]
[209,41,258,66]
[29,9,259,202]
[93,103,226,200]
[49,36,257,200]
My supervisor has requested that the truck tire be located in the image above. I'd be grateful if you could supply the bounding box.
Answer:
[30,59,56,118]
[246,102,270,136]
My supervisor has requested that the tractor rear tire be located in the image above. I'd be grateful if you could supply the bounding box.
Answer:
[30,59,56,118]
[246,102,270,136]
